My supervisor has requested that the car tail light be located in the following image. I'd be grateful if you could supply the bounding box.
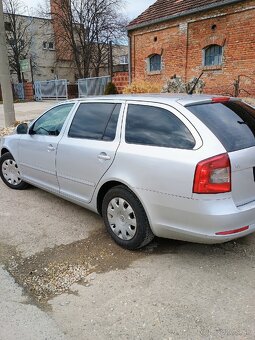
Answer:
[193,153,231,194]
[212,97,230,103]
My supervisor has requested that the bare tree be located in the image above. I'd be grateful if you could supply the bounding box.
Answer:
[3,0,34,82]
[49,0,127,79]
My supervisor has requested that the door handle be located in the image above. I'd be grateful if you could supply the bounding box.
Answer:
[47,144,55,152]
[98,152,111,161]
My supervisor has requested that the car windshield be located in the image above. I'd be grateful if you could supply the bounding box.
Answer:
[188,101,255,152]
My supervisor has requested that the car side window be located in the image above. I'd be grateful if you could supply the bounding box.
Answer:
[125,104,196,149]
[68,103,121,141]
[32,104,74,136]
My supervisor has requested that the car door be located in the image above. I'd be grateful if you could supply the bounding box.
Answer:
[18,103,75,193]
[56,101,123,204]
[114,101,203,198]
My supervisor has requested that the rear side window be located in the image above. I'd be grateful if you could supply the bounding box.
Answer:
[125,104,195,149]
[68,103,121,140]
[188,101,255,152]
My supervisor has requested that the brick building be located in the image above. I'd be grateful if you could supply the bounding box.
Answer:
[127,0,255,96]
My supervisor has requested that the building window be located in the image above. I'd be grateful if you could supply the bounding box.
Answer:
[48,42,55,50]
[43,41,47,49]
[4,22,11,31]
[204,45,223,66]
[119,54,128,64]
[149,54,161,72]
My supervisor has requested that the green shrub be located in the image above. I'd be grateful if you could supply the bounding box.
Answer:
[104,82,118,95]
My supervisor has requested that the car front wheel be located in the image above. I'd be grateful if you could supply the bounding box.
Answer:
[102,185,154,250]
[0,152,29,190]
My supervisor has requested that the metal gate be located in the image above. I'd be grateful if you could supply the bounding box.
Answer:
[34,79,68,101]
[78,76,110,97]
[13,83,25,100]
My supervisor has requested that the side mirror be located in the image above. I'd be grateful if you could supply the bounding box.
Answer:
[16,123,28,134]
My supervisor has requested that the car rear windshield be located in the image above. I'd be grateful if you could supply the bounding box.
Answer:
[188,101,255,152]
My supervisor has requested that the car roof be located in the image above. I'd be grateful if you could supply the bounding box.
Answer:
[64,94,238,107]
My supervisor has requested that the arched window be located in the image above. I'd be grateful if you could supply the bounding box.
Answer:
[204,45,223,66]
[149,54,161,72]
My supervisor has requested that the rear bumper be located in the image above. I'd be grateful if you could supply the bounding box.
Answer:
[152,222,255,244]
[136,188,255,244]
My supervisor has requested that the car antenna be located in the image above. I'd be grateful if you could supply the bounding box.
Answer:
[188,72,204,95]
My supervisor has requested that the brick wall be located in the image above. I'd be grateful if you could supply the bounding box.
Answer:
[129,0,255,96]
[24,82,34,101]
[113,72,129,93]
[50,0,73,62]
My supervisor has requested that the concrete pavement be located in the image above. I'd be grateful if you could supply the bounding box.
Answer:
[0,266,66,340]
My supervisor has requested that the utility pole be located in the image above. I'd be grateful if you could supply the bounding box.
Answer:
[109,40,113,82]
[0,0,15,127]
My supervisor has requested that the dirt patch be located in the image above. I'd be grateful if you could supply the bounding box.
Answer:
[4,230,147,304]
[0,126,16,137]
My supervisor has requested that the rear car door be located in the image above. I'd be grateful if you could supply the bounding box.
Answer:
[56,101,123,204]
[18,103,74,193]
[114,101,202,198]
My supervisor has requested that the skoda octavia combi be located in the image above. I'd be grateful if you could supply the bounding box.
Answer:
[1,94,255,249]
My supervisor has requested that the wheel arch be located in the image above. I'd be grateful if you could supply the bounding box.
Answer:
[1,148,10,156]
[97,180,128,215]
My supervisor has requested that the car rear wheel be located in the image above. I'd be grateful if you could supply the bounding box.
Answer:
[102,185,154,250]
[0,152,29,190]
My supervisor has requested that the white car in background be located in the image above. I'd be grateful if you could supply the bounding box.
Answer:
[1,94,255,249]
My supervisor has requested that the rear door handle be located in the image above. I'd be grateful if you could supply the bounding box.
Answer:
[98,152,111,161]
[48,144,55,152]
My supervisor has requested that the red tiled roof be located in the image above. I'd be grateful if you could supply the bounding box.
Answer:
[127,0,243,29]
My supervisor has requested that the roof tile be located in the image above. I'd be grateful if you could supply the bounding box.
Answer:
[128,0,240,29]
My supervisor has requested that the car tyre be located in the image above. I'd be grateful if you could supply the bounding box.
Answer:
[102,185,154,250]
[0,152,29,190]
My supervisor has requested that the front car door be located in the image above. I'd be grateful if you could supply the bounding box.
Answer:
[18,103,75,193]
[56,101,124,204]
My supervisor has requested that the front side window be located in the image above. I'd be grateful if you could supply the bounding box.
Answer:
[204,45,223,66]
[149,54,161,72]
[31,104,74,136]
[68,103,121,141]
[125,104,195,149]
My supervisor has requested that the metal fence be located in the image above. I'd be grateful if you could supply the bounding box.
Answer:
[34,79,68,101]
[78,76,110,97]
[13,83,25,100]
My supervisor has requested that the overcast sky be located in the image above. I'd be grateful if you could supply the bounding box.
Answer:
[21,0,155,20]
[124,0,155,20]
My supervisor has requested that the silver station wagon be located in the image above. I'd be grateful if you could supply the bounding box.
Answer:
[1,94,255,249]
